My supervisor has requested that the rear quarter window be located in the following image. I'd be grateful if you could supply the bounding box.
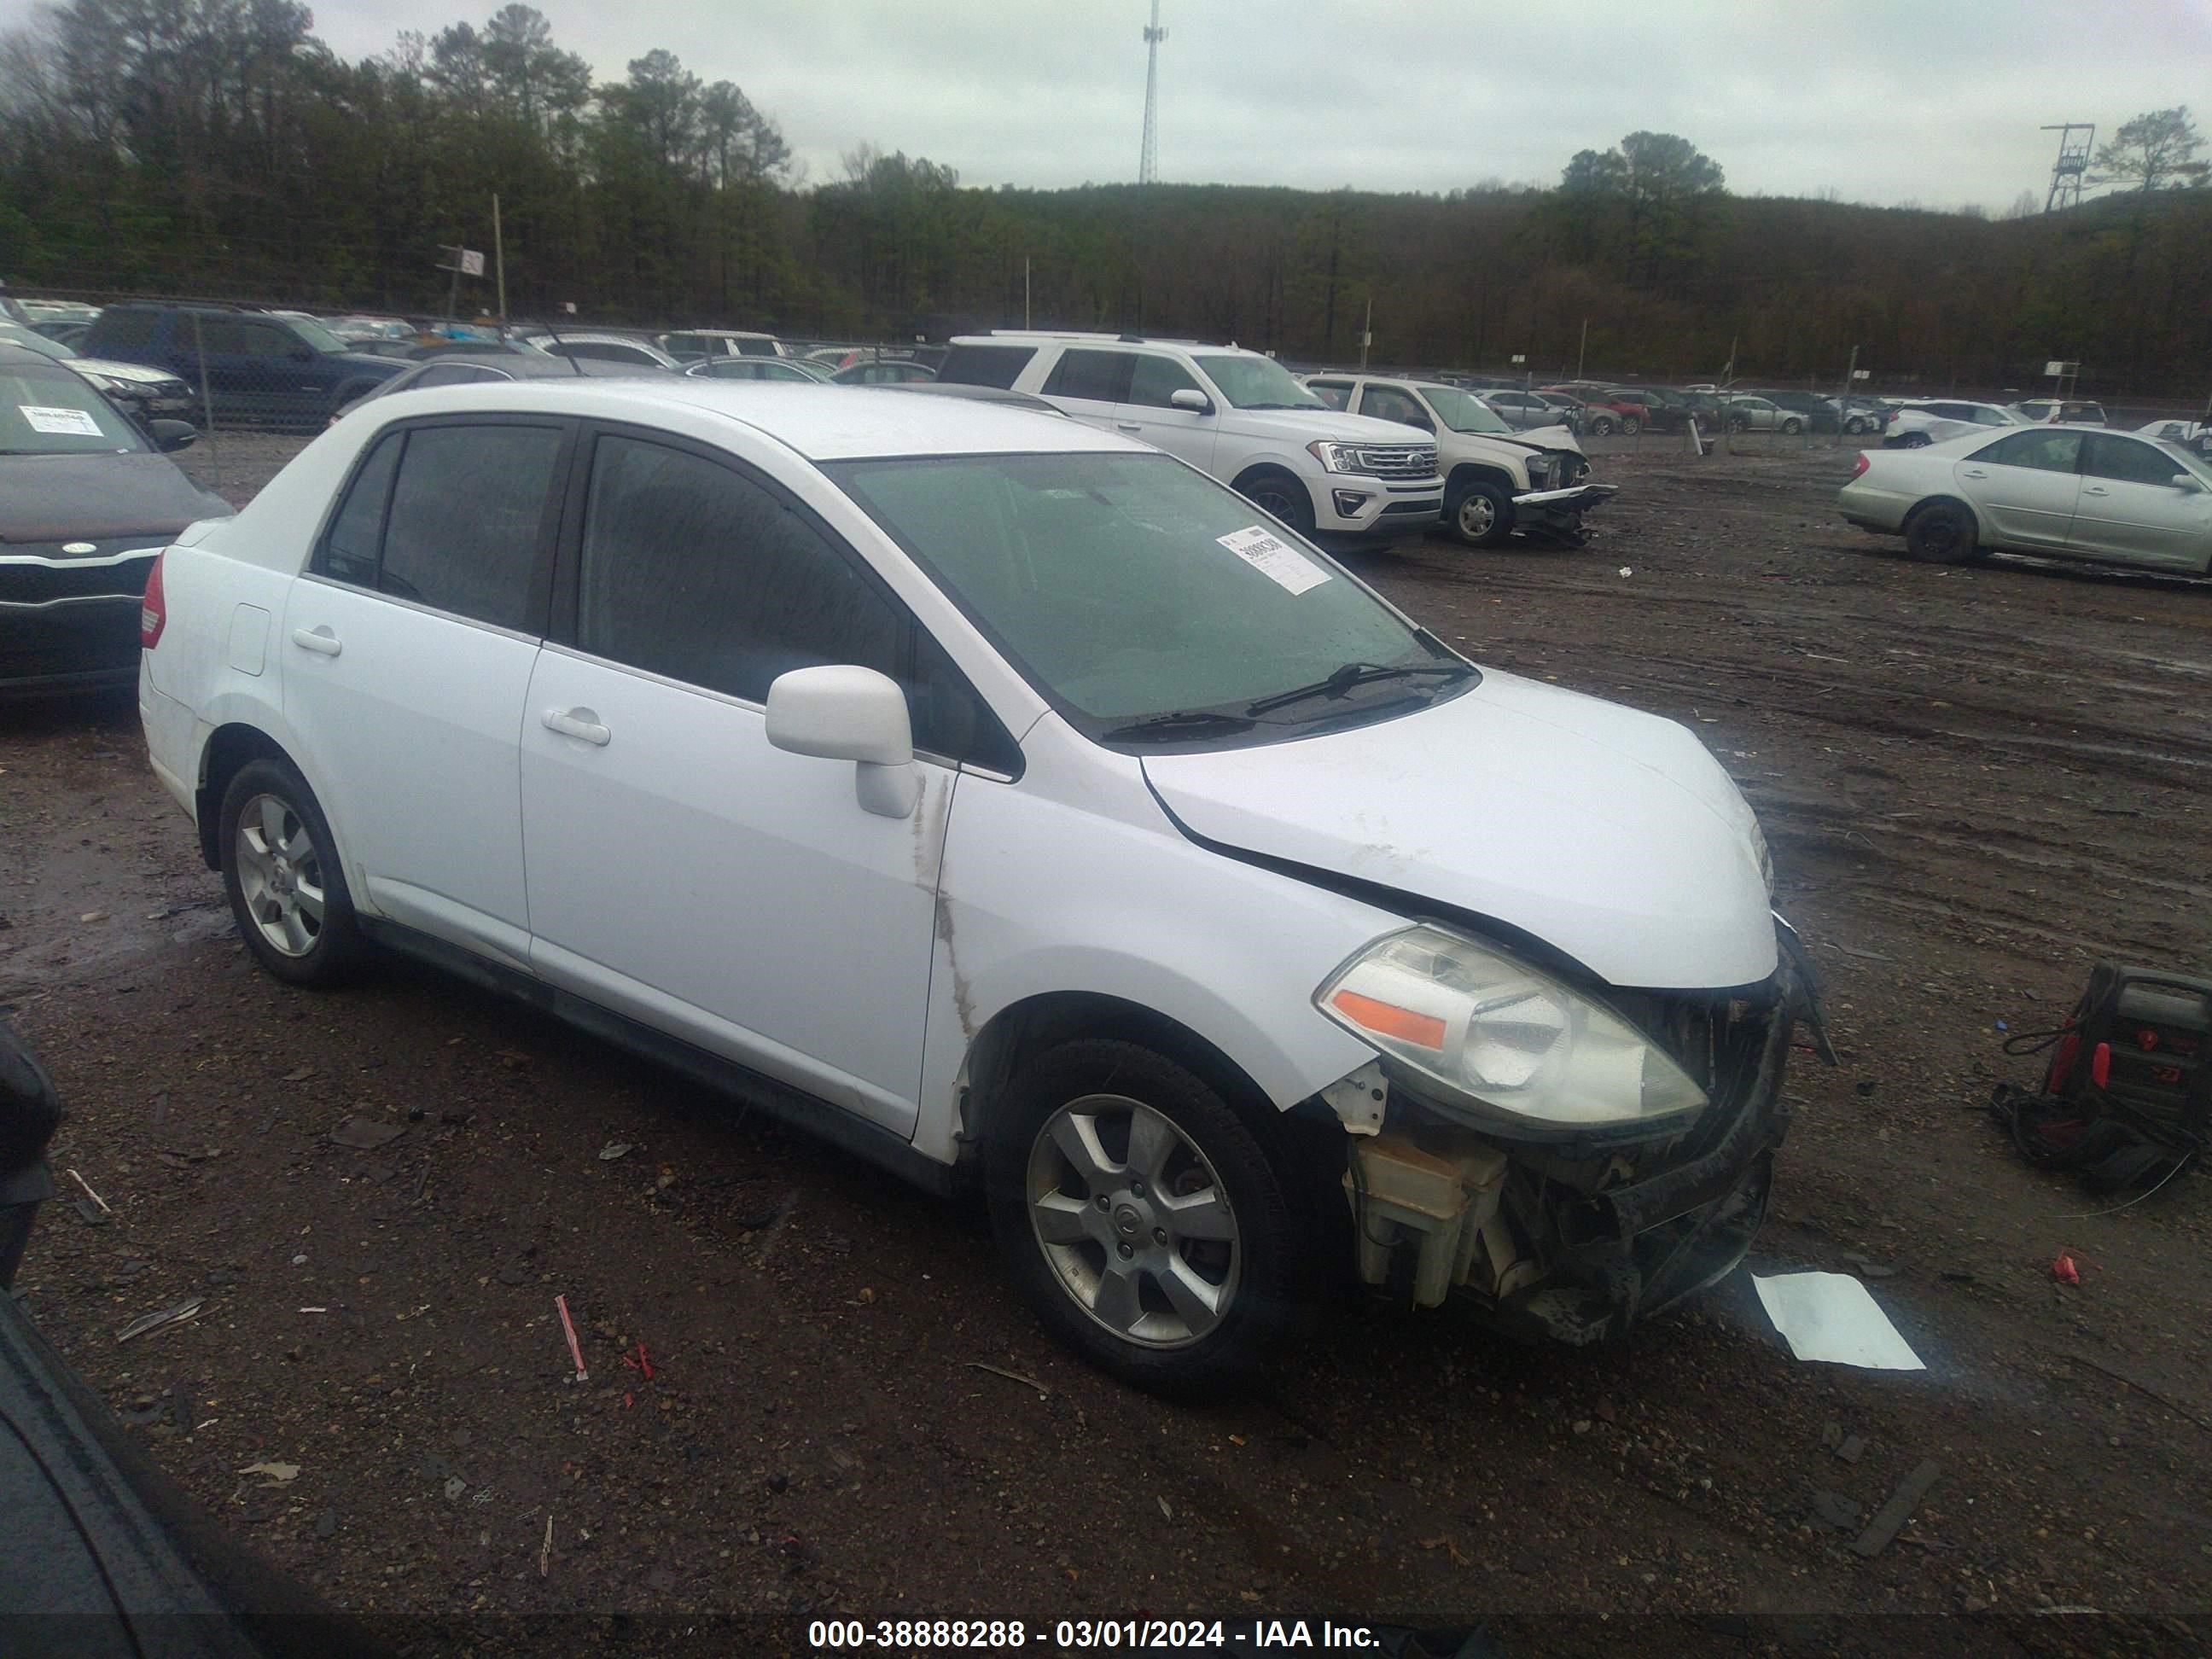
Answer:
[936,344,1037,390]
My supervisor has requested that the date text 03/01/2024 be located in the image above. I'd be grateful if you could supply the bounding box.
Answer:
[807,1617,1388,1650]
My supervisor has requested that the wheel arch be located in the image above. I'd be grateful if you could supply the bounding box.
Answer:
[1446,460,1519,496]
[195,722,292,870]
[1903,493,1984,542]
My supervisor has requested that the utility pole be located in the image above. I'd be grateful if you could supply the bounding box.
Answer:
[1359,294,1372,370]
[492,194,507,331]
[1024,257,1031,329]
[1576,317,1587,379]
[1833,344,1857,449]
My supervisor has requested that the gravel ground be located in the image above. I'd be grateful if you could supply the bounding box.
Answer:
[3,430,2209,1652]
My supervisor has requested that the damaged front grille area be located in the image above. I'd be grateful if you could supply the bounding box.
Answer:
[1340,970,1795,1339]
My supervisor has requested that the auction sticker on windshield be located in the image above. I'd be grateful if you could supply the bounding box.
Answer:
[1218,525,1330,596]
[20,405,104,435]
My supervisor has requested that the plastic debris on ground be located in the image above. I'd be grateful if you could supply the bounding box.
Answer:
[1752,1270,1924,1371]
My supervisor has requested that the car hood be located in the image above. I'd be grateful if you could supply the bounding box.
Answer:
[1141,668,1777,990]
[0,453,232,543]
[69,358,184,386]
[1220,408,1434,446]
[1450,427,1585,460]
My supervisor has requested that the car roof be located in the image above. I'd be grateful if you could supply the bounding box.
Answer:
[364,379,1137,460]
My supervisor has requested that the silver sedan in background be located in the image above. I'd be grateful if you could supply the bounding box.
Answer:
[1838,424,2212,573]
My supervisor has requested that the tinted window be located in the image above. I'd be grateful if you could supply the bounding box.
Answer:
[1042,348,1134,404]
[2084,434,2185,486]
[1977,429,2081,473]
[736,338,778,358]
[92,309,159,350]
[578,435,899,703]
[242,324,296,358]
[379,425,562,630]
[694,358,766,379]
[558,341,652,364]
[1306,380,1353,410]
[195,319,247,355]
[936,344,1036,389]
[1126,353,1202,410]
[320,432,402,584]
[1358,385,1431,428]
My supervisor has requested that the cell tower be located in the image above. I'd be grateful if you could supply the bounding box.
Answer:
[2041,122,2094,212]
[1138,0,1166,185]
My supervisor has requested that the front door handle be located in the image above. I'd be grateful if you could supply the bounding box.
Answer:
[1960,468,1987,479]
[542,707,610,746]
[290,625,342,657]
[2082,486,2110,497]
[1115,421,1143,433]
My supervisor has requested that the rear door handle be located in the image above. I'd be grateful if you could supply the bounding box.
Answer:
[542,707,610,746]
[1115,421,1143,433]
[1960,468,1987,479]
[2082,486,2110,496]
[290,626,341,657]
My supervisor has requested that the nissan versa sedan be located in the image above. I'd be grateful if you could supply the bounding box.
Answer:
[1,345,230,694]
[139,380,1827,1392]
[1838,424,2212,573]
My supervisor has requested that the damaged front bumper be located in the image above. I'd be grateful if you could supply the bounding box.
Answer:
[1335,923,1828,1344]
[1509,481,1618,538]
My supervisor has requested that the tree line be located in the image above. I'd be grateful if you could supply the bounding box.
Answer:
[2,0,2208,396]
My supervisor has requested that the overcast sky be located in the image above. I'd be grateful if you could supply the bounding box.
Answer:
[6,0,2209,210]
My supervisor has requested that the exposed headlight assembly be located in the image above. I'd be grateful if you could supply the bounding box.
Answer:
[1317,924,1708,1136]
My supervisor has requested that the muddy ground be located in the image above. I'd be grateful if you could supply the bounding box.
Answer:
[3,430,2209,1654]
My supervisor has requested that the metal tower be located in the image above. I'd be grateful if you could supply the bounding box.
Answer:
[1138,0,1166,184]
[2041,123,2094,212]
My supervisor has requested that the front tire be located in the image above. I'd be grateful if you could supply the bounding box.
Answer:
[1905,501,1977,565]
[1447,480,1514,547]
[1587,415,1615,436]
[1237,469,1316,538]
[218,757,364,987]
[1620,415,1642,435]
[1900,431,1930,448]
[985,1040,1298,1395]
[1781,416,1804,435]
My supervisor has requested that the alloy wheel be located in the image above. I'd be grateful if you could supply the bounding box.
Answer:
[1456,492,1497,539]
[1025,1094,1242,1348]
[234,793,327,958]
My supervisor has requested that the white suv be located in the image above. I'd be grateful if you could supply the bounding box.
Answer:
[1305,374,1615,547]
[939,332,1443,544]
[137,379,1823,1392]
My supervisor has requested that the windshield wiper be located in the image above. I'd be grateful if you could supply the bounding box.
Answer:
[1244,661,1473,717]
[1099,709,1257,742]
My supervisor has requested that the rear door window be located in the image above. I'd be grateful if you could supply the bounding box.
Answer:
[1976,429,2081,473]
[1306,379,1353,410]
[317,422,564,632]
[1040,349,1134,405]
[935,344,1036,390]
[93,310,160,350]
[1358,384,1430,428]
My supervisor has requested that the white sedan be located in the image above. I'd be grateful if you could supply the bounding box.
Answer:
[1881,399,2023,448]
[1838,424,2212,573]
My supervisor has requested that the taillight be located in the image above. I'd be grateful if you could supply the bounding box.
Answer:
[140,550,166,649]
[1850,453,1870,479]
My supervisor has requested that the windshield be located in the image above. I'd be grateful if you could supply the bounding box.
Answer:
[290,317,350,354]
[1418,385,1514,434]
[0,365,147,454]
[828,451,1460,740]
[1192,354,1325,411]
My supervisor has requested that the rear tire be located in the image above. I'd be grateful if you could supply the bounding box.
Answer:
[1905,501,1977,565]
[1588,415,1615,436]
[1447,480,1514,547]
[1900,431,1931,448]
[1781,416,1804,435]
[218,757,364,987]
[1236,469,1316,538]
[1620,415,1642,435]
[985,1039,1300,1396]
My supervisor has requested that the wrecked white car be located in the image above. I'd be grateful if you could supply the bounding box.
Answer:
[1306,374,1615,547]
[139,380,1825,1394]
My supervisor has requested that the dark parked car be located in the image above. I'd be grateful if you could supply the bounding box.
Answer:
[0,345,230,695]
[80,303,409,429]
[329,350,649,422]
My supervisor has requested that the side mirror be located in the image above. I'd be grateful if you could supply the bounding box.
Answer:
[1169,387,1212,414]
[765,664,918,819]
[2174,474,2203,492]
[148,418,197,452]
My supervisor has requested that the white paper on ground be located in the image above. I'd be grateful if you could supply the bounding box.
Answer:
[1752,1271,1924,1371]
[1217,524,1331,596]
